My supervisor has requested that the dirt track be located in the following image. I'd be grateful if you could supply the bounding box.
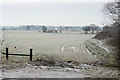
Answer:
[1,68,85,78]
[1,62,119,78]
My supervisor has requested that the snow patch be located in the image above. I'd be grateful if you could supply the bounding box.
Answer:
[98,45,110,53]
[85,47,92,54]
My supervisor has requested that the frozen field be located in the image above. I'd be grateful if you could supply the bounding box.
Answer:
[2,30,98,63]
[1,30,119,78]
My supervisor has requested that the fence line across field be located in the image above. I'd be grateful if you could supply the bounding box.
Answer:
[2,48,33,61]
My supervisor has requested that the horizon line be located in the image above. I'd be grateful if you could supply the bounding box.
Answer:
[0,24,102,27]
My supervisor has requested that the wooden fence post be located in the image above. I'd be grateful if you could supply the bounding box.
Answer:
[6,48,8,60]
[30,49,32,61]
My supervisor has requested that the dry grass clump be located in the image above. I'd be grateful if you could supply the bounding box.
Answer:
[35,54,56,66]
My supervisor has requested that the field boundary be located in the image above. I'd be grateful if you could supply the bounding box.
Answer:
[2,48,33,61]
[84,39,119,66]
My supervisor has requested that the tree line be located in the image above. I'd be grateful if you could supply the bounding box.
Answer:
[82,24,101,34]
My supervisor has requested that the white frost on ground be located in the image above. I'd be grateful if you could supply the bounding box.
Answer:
[1,68,85,78]
[60,46,65,52]
[60,46,79,52]
[98,44,110,53]
[68,47,78,52]
[32,65,62,69]
[85,47,92,54]
[94,55,97,57]
[98,40,103,45]
[98,40,110,53]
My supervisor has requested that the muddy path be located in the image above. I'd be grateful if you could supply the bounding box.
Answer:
[1,68,85,78]
[1,60,119,78]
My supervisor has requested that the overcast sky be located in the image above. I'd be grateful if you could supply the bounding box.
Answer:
[0,2,106,26]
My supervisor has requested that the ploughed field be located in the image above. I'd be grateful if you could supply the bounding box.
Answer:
[2,30,98,63]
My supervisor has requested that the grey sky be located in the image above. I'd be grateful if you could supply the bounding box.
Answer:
[1,2,104,26]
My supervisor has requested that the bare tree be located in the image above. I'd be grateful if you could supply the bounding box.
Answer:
[103,0,120,66]
[82,26,91,34]
[89,24,98,34]
[42,26,47,33]
[103,0,120,25]
[1,32,6,53]
[26,25,31,30]
[0,31,10,54]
